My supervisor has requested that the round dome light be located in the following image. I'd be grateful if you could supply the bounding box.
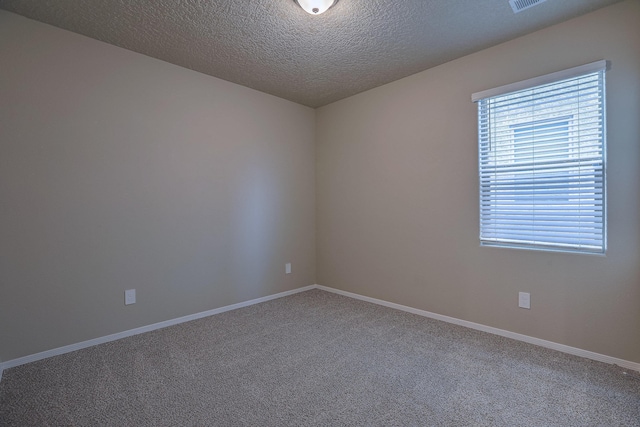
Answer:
[293,0,339,15]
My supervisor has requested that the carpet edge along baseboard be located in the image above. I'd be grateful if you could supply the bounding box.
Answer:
[0,285,317,376]
[1,283,638,381]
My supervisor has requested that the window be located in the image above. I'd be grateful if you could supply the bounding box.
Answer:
[472,61,607,254]
[512,117,571,163]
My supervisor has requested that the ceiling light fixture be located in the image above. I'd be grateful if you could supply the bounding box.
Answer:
[293,0,338,15]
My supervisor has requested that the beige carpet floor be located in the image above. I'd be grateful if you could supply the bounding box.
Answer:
[1,289,639,426]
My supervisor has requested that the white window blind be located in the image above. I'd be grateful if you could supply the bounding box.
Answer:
[473,61,607,253]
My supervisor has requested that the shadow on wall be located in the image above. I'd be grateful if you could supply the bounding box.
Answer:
[231,163,280,301]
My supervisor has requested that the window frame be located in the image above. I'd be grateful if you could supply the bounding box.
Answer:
[472,61,607,255]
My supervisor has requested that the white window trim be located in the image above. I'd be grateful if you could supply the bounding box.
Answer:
[473,61,608,254]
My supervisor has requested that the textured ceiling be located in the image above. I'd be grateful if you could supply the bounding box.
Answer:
[0,0,623,107]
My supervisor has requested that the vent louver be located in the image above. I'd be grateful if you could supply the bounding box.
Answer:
[509,0,547,13]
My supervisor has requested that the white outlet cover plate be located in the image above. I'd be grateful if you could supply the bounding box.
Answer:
[285,263,292,274]
[125,289,136,305]
[518,292,530,309]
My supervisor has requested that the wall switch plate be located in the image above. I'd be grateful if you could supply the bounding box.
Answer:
[125,289,136,305]
[285,263,292,274]
[518,292,530,309]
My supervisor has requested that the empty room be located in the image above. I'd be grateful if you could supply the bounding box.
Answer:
[1,0,639,425]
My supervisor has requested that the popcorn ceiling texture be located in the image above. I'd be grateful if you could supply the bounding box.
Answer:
[0,0,623,108]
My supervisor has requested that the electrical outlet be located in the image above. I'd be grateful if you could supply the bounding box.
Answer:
[125,289,136,305]
[285,263,292,274]
[518,292,530,309]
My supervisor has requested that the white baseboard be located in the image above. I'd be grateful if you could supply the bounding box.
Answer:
[2,283,638,381]
[315,285,640,373]
[0,285,316,376]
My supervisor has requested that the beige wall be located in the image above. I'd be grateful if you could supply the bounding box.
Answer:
[2,1,639,366]
[317,0,640,363]
[0,11,316,362]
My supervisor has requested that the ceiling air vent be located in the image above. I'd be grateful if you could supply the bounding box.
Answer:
[509,0,547,13]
